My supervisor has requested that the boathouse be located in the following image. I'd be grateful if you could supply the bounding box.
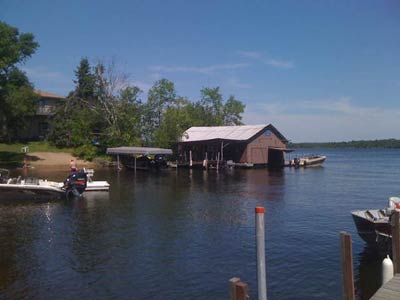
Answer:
[178,124,290,168]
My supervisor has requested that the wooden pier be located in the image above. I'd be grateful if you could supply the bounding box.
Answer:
[229,209,400,300]
[368,210,400,300]
[370,274,400,300]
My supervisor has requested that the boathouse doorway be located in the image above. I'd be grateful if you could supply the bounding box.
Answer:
[268,148,285,167]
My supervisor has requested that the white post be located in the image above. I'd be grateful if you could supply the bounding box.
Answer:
[221,141,224,162]
[189,150,193,167]
[117,154,121,170]
[256,206,267,300]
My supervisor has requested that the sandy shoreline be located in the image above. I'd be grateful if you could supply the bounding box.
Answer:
[26,152,99,169]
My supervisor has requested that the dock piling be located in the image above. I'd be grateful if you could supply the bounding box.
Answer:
[256,206,267,300]
[229,278,249,300]
[340,231,355,300]
[392,210,400,274]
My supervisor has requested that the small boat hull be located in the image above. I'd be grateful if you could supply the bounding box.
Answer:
[300,156,326,167]
[289,155,326,168]
[86,181,110,191]
[0,184,65,201]
[351,209,391,244]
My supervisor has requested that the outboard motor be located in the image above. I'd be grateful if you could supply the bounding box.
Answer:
[64,170,88,198]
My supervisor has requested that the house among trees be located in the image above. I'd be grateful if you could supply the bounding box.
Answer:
[19,90,65,140]
[177,124,291,168]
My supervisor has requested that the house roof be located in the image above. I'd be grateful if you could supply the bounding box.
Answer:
[179,124,288,143]
[34,90,65,99]
[106,147,173,156]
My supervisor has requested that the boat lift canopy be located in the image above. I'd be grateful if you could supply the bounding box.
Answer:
[106,147,173,171]
[106,147,173,156]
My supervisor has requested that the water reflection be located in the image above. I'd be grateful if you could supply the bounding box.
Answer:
[2,150,400,300]
[355,244,385,300]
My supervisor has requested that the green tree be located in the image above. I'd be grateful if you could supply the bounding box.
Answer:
[153,97,192,148]
[106,85,143,146]
[142,78,177,145]
[49,59,143,149]
[0,21,39,141]
[73,57,95,100]
[223,95,245,125]
[49,58,98,147]
[198,87,224,126]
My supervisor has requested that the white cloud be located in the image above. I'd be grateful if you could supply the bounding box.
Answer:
[21,66,72,95]
[236,50,294,69]
[225,77,252,89]
[149,63,249,75]
[301,98,385,116]
[244,98,400,142]
[22,66,70,82]
[131,80,152,92]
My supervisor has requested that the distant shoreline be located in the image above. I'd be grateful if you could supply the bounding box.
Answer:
[289,138,400,149]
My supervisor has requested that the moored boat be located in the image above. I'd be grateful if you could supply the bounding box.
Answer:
[289,155,326,167]
[84,168,110,191]
[351,197,400,244]
[0,169,88,200]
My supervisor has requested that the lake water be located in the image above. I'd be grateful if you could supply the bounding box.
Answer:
[1,148,400,300]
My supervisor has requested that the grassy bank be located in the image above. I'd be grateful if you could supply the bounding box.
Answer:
[0,141,73,153]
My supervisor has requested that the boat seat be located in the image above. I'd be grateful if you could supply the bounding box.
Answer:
[378,209,387,218]
[365,210,376,220]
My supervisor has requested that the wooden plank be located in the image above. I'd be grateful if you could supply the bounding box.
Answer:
[340,232,355,300]
[370,275,400,300]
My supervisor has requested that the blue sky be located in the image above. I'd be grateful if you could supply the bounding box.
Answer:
[2,0,399,142]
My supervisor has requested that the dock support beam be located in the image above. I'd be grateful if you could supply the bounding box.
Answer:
[392,210,400,274]
[117,154,122,170]
[256,207,267,300]
[229,277,249,300]
[340,231,355,300]
[221,141,224,162]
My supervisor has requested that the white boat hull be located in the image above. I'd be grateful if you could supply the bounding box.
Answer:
[86,181,110,191]
[0,180,65,200]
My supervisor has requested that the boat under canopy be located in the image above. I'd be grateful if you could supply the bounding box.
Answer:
[106,147,173,171]
[106,147,173,156]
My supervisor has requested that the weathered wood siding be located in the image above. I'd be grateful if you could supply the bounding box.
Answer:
[240,129,286,164]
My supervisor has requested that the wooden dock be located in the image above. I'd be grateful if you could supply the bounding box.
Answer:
[370,274,400,300]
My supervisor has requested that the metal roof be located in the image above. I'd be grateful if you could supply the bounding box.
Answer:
[106,147,173,156]
[180,125,270,142]
[34,90,65,99]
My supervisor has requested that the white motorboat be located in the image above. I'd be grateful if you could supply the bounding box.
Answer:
[290,155,326,167]
[0,169,88,200]
[84,168,110,191]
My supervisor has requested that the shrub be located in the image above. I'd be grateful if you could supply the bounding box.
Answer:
[72,144,99,161]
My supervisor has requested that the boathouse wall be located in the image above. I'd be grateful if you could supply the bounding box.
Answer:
[240,129,286,164]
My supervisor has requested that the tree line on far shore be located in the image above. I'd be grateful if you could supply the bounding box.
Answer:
[49,58,245,158]
[0,21,245,159]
